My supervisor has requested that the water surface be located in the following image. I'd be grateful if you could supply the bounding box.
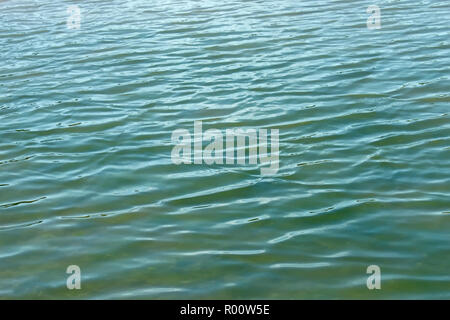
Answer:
[0,0,449,299]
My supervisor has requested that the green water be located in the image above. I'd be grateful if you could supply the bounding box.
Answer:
[1,0,449,299]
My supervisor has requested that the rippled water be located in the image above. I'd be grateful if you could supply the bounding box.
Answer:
[1,0,449,299]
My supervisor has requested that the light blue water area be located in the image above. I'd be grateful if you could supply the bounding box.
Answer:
[0,0,449,299]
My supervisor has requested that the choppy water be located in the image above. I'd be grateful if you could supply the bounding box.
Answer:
[1,0,449,299]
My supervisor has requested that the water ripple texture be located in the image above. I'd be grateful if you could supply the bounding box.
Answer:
[0,0,449,299]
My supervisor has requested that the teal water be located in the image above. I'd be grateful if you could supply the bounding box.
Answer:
[0,0,449,299]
